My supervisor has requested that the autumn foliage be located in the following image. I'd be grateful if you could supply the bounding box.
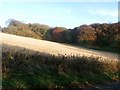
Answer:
[2,19,119,53]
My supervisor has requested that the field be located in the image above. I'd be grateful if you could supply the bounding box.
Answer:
[1,33,120,89]
[0,2,119,89]
[1,33,118,61]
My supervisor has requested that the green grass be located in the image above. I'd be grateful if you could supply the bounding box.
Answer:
[84,46,119,54]
[2,50,120,89]
[76,43,119,54]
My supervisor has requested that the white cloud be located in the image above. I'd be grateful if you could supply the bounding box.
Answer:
[88,9,118,18]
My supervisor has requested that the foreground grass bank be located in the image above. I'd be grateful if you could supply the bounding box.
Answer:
[2,50,120,89]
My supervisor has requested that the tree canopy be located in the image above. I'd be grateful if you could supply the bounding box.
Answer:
[2,19,119,53]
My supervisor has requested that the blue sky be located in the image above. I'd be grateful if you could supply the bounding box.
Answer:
[0,2,118,28]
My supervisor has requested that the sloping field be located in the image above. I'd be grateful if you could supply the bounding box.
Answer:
[1,32,118,61]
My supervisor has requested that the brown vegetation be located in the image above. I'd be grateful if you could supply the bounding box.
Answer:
[2,19,120,53]
[2,47,120,89]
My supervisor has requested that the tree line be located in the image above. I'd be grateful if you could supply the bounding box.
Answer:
[2,19,120,53]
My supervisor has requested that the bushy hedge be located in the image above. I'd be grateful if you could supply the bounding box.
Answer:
[2,50,120,89]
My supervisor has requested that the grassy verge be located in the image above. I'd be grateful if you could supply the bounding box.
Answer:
[76,44,119,54]
[2,50,120,89]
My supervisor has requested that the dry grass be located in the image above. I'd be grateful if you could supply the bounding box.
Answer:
[2,48,120,89]
[1,32,118,61]
[1,33,120,88]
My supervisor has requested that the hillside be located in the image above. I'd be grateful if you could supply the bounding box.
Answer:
[2,19,119,53]
[1,32,118,61]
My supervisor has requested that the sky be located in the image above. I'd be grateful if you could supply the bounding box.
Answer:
[0,2,118,29]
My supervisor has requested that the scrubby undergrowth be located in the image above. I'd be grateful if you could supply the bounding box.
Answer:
[2,50,120,89]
